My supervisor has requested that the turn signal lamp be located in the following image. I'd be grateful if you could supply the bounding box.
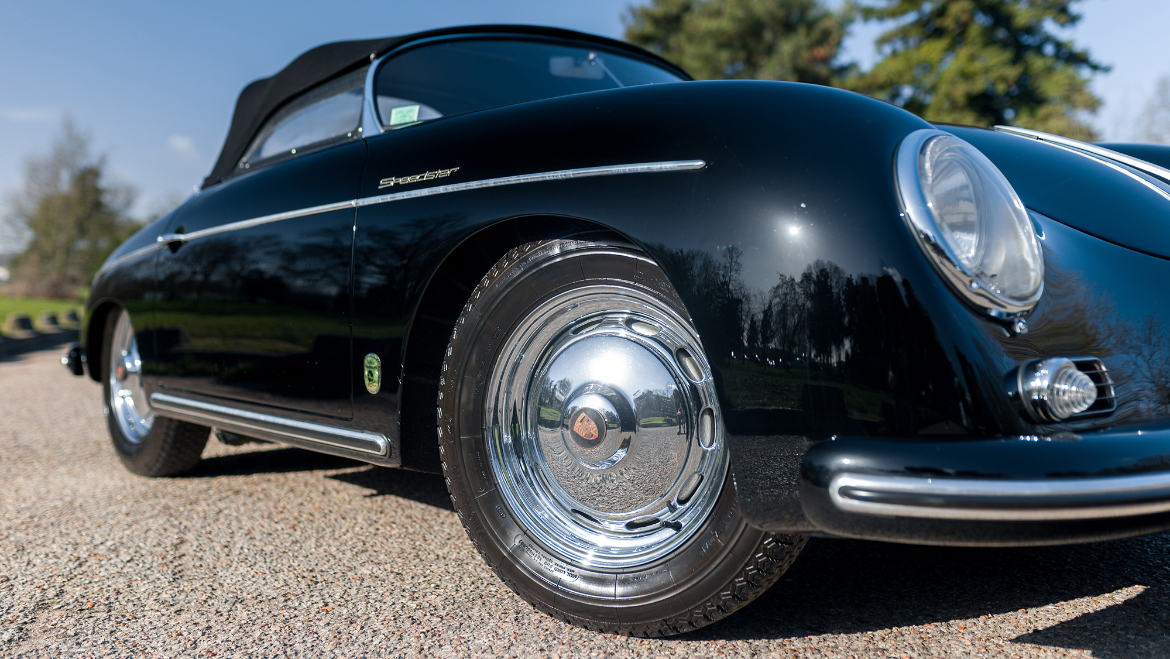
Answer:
[1014,358,1098,423]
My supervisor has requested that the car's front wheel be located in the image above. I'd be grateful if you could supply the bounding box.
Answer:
[102,307,209,476]
[438,239,806,636]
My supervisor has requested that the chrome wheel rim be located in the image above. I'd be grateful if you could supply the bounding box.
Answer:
[108,311,154,443]
[485,283,727,570]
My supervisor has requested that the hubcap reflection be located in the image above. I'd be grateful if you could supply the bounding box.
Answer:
[108,311,154,443]
[486,285,727,570]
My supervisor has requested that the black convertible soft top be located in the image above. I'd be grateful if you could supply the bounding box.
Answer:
[203,24,684,189]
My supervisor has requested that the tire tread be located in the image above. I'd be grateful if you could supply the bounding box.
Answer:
[140,418,210,477]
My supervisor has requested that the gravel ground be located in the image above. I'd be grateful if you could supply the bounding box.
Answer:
[2,347,1169,658]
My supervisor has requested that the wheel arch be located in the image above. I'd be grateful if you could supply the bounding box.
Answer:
[83,299,123,382]
[396,214,648,472]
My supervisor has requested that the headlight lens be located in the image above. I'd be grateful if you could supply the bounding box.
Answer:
[897,129,1044,317]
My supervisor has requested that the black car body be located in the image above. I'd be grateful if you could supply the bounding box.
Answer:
[71,24,1170,635]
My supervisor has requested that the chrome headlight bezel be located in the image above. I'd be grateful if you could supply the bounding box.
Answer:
[895,128,1045,319]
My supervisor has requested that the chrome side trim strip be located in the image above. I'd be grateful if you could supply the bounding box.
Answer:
[157,198,358,246]
[353,160,707,208]
[95,242,166,277]
[95,160,706,278]
[993,125,1170,191]
[830,472,1170,521]
[151,392,390,458]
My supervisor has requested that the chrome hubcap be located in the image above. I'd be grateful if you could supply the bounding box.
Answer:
[108,311,154,442]
[486,284,727,570]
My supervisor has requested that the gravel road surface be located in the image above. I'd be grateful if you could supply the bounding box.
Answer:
[2,347,1168,658]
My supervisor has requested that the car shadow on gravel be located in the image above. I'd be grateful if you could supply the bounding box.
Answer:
[180,447,454,511]
[688,533,1170,656]
[184,446,362,477]
[327,466,455,511]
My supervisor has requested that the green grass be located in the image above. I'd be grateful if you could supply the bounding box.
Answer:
[0,295,84,336]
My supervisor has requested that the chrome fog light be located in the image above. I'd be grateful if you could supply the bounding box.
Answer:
[1015,358,1098,423]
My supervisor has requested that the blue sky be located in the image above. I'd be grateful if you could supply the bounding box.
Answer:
[1,0,1167,251]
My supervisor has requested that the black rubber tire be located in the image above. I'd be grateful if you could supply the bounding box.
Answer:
[102,309,209,477]
[438,239,807,636]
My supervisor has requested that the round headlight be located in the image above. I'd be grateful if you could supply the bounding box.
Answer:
[896,129,1044,318]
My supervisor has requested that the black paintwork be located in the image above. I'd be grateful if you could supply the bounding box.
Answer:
[83,31,1170,546]
[153,141,364,418]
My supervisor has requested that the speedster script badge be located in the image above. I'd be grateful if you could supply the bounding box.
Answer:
[378,167,460,189]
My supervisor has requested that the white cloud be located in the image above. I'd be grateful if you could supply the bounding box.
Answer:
[0,107,59,123]
[167,134,199,160]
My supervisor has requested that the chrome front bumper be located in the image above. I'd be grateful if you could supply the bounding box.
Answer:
[796,425,1170,546]
[829,471,1170,522]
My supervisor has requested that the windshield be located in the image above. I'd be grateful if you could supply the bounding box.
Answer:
[374,38,684,129]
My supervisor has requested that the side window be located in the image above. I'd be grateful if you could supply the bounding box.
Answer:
[240,68,365,169]
[374,39,683,129]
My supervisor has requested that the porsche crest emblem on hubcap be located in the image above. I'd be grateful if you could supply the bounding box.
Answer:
[570,408,606,449]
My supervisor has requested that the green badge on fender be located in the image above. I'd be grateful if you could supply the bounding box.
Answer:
[363,353,381,394]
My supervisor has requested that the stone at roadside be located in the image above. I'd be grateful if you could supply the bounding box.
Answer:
[4,313,36,338]
[38,312,60,333]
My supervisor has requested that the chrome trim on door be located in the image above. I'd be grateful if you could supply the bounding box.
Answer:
[151,392,392,459]
[95,243,166,278]
[158,199,358,246]
[95,160,707,278]
[829,472,1170,521]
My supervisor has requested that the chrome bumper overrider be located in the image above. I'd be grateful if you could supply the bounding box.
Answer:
[830,471,1170,521]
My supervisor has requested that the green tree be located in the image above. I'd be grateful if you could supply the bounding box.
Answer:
[852,0,1106,139]
[623,0,849,84]
[3,118,138,298]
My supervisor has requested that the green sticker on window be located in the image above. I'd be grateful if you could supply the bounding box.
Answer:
[389,104,420,126]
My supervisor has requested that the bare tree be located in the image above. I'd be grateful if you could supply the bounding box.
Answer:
[1138,74,1170,145]
[2,117,137,298]
[770,273,806,368]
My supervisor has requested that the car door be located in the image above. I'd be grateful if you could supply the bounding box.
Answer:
[155,69,367,419]
[347,37,686,451]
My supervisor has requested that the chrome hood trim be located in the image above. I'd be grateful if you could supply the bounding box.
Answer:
[993,125,1170,188]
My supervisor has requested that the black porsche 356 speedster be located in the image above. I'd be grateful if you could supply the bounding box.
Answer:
[64,24,1170,635]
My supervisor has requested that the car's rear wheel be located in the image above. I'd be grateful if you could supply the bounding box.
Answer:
[102,308,209,476]
[438,239,806,636]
